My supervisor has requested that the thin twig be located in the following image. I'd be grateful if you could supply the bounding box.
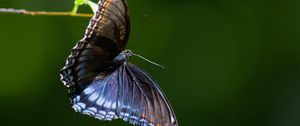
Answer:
[0,8,93,17]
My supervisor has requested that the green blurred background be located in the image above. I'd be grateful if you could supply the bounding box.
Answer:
[0,0,299,126]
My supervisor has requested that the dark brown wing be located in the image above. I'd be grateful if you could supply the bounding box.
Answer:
[85,0,130,50]
[60,0,130,95]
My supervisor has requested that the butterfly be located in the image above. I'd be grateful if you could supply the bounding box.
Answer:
[60,0,178,126]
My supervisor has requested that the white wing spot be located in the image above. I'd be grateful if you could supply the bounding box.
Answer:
[96,96,105,106]
[82,107,97,116]
[108,111,115,115]
[72,104,81,112]
[111,102,117,109]
[95,114,105,120]
[171,116,176,123]
[103,101,112,108]
[87,107,97,113]
[84,87,95,94]
[83,109,95,116]
[131,116,138,120]
[72,102,86,112]
[124,113,129,117]
[99,110,107,115]
[77,102,86,109]
[72,96,81,103]
[88,92,100,102]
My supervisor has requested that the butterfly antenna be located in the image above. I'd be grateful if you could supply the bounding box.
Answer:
[132,53,165,69]
[136,13,148,42]
[132,13,149,50]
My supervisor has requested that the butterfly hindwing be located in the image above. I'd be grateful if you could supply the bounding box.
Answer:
[121,63,178,126]
[71,62,178,126]
[72,69,119,120]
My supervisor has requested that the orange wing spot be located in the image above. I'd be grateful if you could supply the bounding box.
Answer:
[120,35,125,41]
[150,118,155,123]
[141,113,147,118]
[119,25,126,42]
[99,0,112,21]
[104,0,112,8]
[156,124,162,126]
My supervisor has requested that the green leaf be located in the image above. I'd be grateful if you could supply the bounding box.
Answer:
[71,0,97,15]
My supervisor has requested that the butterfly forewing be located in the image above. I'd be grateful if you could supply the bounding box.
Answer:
[60,0,130,94]
[86,0,130,50]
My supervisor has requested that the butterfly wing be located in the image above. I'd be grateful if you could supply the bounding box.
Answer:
[72,69,120,120]
[85,0,130,50]
[71,62,178,126]
[118,62,178,126]
[60,0,130,94]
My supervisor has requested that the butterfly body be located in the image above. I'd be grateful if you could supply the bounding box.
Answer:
[60,0,178,126]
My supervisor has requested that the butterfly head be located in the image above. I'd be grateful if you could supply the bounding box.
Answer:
[111,49,133,65]
[124,49,133,59]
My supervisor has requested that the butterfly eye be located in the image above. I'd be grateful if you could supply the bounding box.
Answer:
[124,49,133,58]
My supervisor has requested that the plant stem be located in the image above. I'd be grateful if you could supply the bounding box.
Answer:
[0,8,93,17]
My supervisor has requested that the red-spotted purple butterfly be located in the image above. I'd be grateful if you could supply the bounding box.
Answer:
[60,0,178,126]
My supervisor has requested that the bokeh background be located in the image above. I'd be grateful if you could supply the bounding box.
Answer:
[0,0,299,126]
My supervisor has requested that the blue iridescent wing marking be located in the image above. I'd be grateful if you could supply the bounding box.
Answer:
[72,69,119,120]
[71,62,178,126]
